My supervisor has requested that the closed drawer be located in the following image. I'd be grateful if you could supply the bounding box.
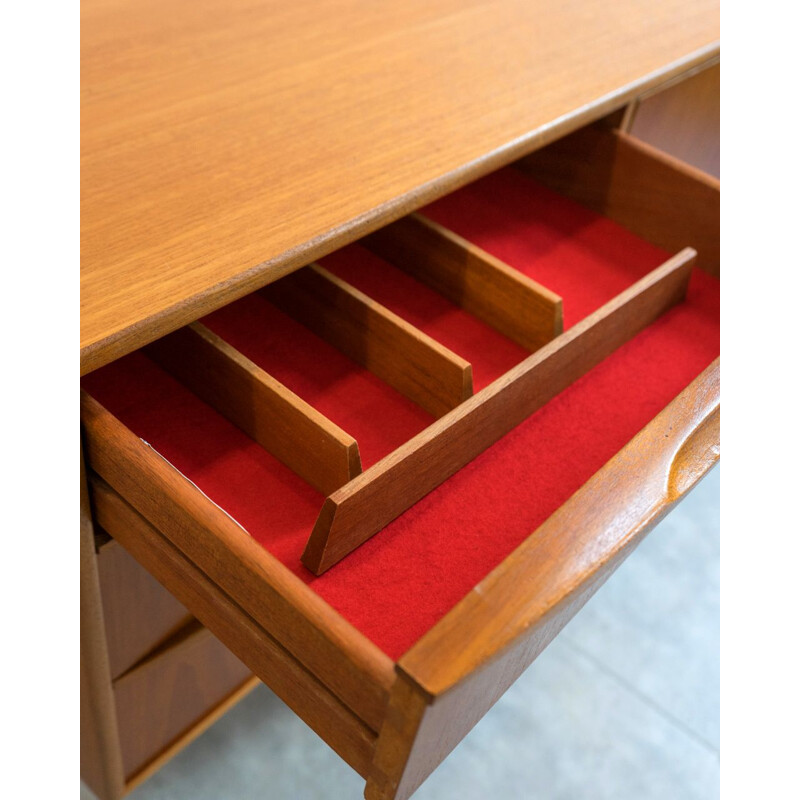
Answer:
[96,534,193,679]
[113,621,253,781]
[81,122,719,800]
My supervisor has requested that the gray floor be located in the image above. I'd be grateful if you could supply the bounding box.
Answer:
[84,465,719,800]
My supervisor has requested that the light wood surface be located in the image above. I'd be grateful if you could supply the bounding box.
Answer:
[81,0,719,374]
[263,265,472,418]
[81,390,396,733]
[92,479,381,774]
[517,126,720,275]
[97,537,193,679]
[366,359,720,800]
[80,451,125,800]
[302,249,695,574]
[363,213,562,351]
[146,322,361,494]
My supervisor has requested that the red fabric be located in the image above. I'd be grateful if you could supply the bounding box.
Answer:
[82,169,719,660]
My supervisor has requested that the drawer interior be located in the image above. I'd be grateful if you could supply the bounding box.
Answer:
[81,128,719,663]
[202,289,437,469]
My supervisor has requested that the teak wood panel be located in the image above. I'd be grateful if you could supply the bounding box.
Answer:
[97,537,193,679]
[80,451,125,800]
[516,126,720,275]
[113,621,252,780]
[262,264,472,418]
[91,479,381,776]
[366,359,720,800]
[81,0,719,374]
[124,676,261,794]
[146,322,360,494]
[362,213,563,351]
[80,390,396,733]
[302,249,695,574]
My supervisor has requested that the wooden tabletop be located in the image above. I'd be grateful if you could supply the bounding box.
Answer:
[81,0,719,374]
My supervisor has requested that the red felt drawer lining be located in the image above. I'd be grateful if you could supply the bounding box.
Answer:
[82,169,719,661]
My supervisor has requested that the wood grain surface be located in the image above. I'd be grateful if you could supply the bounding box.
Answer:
[80,451,125,800]
[113,621,252,779]
[80,390,396,732]
[363,213,562,351]
[91,479,382,775]
[124,676,261,793]
[517,126,720,275]
[146,322,361,494]
[263,264,472,418]
[302,249,695,574]
[97,537,193,679]
[366,358,720,800]
[81,0,719,374]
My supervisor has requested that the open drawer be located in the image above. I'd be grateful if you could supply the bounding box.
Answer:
[80,125,719,800]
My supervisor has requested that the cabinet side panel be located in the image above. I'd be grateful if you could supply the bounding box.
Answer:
[81,450,125,800]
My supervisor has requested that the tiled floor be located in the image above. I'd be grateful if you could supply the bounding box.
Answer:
[83,465,719,800]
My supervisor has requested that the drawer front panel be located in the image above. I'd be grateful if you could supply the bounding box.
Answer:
[368,360,720,800]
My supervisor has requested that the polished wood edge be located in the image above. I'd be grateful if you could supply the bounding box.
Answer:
[304,249,695,575]
[80,390,395,729]
[516,123,720,275]
[630,52,720,104]
[362,213,563,351]
[263,263,472,419]
[79,44,720,376]
[365,359,720,800]
[123,675,261,794]
[146,321,361,494]
[90,477,384,768]
[81,448,126,800]
[402,356,721,692]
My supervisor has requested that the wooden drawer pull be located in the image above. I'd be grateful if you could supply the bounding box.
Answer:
[668,405,720,500]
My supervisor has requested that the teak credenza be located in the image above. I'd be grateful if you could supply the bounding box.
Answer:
[80,2,720,798]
